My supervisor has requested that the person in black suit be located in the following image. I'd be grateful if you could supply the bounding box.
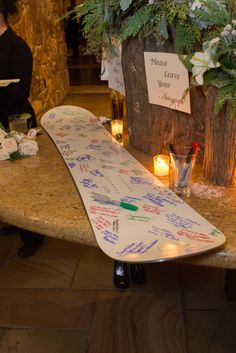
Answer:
[0,0,44,258]
[65,6,79,58]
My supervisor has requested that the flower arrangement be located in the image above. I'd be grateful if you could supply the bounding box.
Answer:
[72,0,236,113]
[0,124,39,161]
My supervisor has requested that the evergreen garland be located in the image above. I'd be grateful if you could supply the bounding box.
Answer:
[120,4,154,40]
[174,22,201,55]
[215,81,236,113]
[68,0,236,115]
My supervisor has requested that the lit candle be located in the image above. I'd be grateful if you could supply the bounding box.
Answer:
[111,119,123,138]
[153,155,169,177]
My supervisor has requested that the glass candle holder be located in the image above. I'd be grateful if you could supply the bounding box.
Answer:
[153,155,170,177]
[8,114,28,133]
[111,119,123,143]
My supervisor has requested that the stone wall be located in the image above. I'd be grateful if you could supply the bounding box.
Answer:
[10,0,69,120]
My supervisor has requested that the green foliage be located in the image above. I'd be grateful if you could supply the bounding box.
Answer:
[203,69,236,115]
[120,4,154,40]
[75,0,190,58]
[175,22,201,55]
[215,81,236,115]
[204,69,233,88]
[194,0,230,26]
[67,0,236,114]
[78,0,106,59]
[120,0,132,11]
[9,151,24,162]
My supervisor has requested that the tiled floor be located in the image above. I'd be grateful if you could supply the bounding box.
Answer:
[0,87,236,353]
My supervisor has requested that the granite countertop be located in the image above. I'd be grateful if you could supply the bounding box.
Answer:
[0,130,235,269]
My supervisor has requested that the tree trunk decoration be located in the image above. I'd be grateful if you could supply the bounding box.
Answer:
[122,36,206,160]
[203,87,236,186]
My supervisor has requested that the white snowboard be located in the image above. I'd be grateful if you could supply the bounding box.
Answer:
[41,105,225,263]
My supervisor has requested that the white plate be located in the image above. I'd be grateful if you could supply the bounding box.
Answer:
[0,79,20,87]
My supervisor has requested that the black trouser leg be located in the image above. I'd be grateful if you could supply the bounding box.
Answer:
[18,230,44,258]
[225,269,236,301]
[113,261,129,290]
[113,261,147,289]
[130,263,146,285]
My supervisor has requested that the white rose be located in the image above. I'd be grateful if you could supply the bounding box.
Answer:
[1,137,18,154]
[0,151,10,160]
[19,139,39,156]
[11,132,26,143]
[26,128,41,140]
[0,128,7,142]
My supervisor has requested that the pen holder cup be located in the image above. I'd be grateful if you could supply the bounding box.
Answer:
[169,148,197,197]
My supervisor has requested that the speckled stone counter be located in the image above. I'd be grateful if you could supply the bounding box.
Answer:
[0,130,235,269]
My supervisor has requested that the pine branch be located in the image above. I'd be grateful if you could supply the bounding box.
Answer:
[215,82,236,115]
[195,0,230,26]
[121,5,154,40]
[175,22,200,55]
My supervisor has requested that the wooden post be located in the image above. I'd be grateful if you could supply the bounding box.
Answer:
[122,36,206,159]
[203,87,236,186]
[122,36,236,186]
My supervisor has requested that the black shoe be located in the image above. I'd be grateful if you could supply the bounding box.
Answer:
[130,264,146,285]
[0,225,18,236]
[113,261,129,290]
[17,241,43,259]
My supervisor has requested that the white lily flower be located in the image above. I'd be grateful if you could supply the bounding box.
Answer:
[190,52,220,85]
[190,38,221,85]
[1,137,18,154]
[26,128,41,140]
[11,132,26,144]
[203,37,220,52]
[19,139,39,156]
[210,37,220,46]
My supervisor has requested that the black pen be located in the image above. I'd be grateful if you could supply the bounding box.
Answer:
[186,146,195,163]
[168,143,182,173]
[179,144,198,186]
[168,143,177,155]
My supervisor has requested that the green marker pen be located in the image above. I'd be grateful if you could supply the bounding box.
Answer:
[118,201,138,211]
[105,199,138,211]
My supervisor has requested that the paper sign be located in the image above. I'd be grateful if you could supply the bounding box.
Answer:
[101,46,126,96]
[144,52,191,114]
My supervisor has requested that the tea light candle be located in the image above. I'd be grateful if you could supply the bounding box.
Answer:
[153,155,169,177]
[111,119,123,138]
